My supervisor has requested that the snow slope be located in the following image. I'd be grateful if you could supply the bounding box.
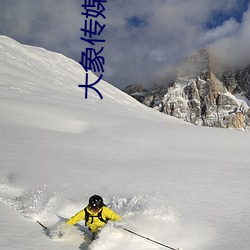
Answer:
[0,36,250,250]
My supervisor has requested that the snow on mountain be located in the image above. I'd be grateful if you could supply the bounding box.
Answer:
[125,49,250,130]
[0,36,250,250]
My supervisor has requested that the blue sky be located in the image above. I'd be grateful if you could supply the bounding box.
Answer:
[0,0,249,89]
[206,0,249,28]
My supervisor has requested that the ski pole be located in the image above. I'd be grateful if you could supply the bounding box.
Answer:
[122,227,180,250]
[37,220,48,231]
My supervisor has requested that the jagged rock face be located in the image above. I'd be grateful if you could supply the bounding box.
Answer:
[123,84,146,95]
[218,66,250,99]
[123,84,147,103]
[123,49,250,130]
[160,50,250,129]
[161,73,249,128]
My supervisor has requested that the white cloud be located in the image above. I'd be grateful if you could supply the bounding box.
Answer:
[0,0,249,88]
[209,5,250,68]
[200,17,240,45]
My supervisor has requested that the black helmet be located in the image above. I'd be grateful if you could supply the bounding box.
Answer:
[89,195,104,210]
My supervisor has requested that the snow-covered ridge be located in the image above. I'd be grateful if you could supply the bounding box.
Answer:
[0,35,156,134]
[0,35,146,107]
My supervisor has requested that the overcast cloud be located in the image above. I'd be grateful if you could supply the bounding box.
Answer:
[0,0,249,89]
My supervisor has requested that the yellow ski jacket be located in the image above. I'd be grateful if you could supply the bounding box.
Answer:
[67,206,121,233]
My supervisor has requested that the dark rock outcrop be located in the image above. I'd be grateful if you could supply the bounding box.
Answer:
[123,49,250,130]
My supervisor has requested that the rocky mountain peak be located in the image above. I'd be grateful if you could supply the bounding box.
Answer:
[123,49,250,130]
[177,49,210,78]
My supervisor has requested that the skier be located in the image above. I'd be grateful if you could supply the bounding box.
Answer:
[66,194,122,239]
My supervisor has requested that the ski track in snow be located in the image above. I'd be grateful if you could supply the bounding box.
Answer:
[0,180,211,250]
